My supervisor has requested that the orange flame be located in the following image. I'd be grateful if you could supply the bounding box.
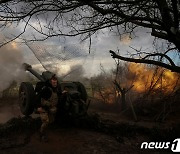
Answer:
[94,88,115,103]
[128,63,179,93]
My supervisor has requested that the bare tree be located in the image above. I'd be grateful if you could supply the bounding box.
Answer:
[0,0,180,72]
[113,80,134,110]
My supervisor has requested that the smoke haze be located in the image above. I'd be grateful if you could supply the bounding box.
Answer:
[0,40,25,92]
[63,64,85,81]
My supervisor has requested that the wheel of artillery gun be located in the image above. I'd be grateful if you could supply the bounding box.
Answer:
[19,82,35,116]
[73,82,88,102]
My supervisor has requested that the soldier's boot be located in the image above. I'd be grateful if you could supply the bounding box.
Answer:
[41,134,49,142]
[39,132,49,142]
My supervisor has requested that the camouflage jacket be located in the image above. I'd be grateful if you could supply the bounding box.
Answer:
[41,87,58,111]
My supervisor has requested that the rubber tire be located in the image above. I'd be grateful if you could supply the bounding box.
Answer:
[73,82,88,102]
[19,82,35,116]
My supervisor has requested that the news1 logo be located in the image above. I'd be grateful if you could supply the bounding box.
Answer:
[171,139,180,152]
[140,138,180,152]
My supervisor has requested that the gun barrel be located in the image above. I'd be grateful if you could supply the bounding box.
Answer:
[22,63,45,81]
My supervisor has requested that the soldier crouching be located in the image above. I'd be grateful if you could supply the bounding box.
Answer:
[37,73,59,142]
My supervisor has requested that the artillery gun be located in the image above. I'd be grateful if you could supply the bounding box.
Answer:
[19,63,88,120]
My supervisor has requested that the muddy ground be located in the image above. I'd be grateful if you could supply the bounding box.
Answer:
[0,97,179,154]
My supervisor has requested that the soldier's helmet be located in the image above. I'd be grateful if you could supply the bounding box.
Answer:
[42,71,56,81]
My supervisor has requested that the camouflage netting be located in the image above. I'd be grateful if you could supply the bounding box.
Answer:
[26,42,94,79]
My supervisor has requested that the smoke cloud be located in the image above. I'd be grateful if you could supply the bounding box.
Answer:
[62,64,85,81]
[0,39,25,92]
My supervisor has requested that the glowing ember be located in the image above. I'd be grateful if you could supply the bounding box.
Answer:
[11,42,18,49]
[120,34,132,45]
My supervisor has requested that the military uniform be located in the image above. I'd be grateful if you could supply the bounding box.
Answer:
[40,87,58,135]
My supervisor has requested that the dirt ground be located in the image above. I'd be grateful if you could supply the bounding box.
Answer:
[0,127,149,154]
[0,97,178,154]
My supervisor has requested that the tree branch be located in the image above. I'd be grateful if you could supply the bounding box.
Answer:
[143,53,176,66]
[151,29,168,40]
[113,80,123,93]
[109,50,180,73]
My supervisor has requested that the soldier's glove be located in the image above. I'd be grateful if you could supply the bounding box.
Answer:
[50,107,57,114]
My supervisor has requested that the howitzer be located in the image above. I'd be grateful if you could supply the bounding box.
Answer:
[22,63,45,81]
[19,63,88,118]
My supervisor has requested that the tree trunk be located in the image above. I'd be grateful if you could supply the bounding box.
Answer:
[121,90,126,111]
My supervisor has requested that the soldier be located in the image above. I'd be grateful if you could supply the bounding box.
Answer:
[37,72,59,142]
